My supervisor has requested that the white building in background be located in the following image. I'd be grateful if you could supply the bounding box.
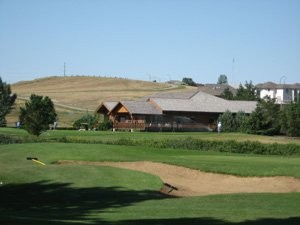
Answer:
[256,82,300,104]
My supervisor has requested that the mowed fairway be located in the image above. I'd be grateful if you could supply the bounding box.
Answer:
[1,130,300,224]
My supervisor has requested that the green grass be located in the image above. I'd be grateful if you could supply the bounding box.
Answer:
[1,129,300,224]
[1,142,300,178]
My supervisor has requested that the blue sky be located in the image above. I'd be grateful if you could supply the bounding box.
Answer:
[1,0,299,85]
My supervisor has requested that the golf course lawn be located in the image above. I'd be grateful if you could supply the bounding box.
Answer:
[1,140,300,225]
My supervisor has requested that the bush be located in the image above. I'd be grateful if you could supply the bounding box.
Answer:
[98,118,113,131]
[73,113,100,130]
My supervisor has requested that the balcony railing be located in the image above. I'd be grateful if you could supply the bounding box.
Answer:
[113,120,213,132]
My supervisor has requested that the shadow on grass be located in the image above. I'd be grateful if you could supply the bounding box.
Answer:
[0,181,166,224]
[0,181,299,225]
[109,217,300,225]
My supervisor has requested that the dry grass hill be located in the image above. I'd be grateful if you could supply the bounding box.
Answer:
[7,76,193,127]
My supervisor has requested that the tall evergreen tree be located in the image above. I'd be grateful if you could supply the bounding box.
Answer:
[280,101,300,137]
[220,87,234,100]
[218,110,236,132]
[248,96,280,135]
[235,81,259,101]
[235,111,250,132]
[0,77,17,126]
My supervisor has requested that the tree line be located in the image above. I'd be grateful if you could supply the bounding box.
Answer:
[218,96,300,137]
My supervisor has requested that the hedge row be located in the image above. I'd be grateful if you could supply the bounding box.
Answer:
[59,136,300,156]
[1,134,299,156]
[0,134,23,144]
[0,134,41,144]
[105,138,300,156]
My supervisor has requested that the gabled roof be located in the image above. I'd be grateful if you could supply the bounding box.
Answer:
[115,101,162,115]
[150,91,256,113]
[96,101,118,114]
[98,90,257,116]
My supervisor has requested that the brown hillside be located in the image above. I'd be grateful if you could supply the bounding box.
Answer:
[8,76,193,127]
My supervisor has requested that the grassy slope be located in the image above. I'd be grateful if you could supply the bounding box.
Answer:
[0,141,300,224]
[7,76,191,127]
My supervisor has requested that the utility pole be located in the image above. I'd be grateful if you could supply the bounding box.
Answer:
[232,57,235,84]
[64,62,66,76]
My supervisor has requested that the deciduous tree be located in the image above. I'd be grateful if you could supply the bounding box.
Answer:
[182,77,197,86]
[217,74,228,84]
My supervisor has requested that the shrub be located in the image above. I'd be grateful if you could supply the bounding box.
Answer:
[73,113,100,130]
[98,118,113,131]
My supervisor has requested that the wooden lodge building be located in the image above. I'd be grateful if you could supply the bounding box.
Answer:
[97,90,257,132]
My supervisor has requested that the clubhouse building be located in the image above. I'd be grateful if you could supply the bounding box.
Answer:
[97,90,257,132]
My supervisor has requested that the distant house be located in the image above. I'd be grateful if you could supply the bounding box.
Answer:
[97,90,257,132]
[256,82,300,104]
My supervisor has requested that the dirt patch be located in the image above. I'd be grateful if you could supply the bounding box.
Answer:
[55,160,300,197]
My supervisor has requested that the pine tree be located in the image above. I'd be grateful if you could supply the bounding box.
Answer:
[19,94,57,136]
[0,77,17,126]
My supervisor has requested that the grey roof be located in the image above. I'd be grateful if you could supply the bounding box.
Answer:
[226,101,257,114]
[96,101,118,113]
[197,84,237,96]
[146,90,197,99]
[256,82,300,90]
[255,82,277,89]
[99,90,257,116]
[103,101,118,111]
[150,91,256,113]
[121,101,162,115]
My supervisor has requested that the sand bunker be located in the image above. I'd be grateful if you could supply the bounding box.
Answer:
[56,160,300,197]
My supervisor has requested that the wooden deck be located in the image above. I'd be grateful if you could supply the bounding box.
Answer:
[113,120,214,132]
